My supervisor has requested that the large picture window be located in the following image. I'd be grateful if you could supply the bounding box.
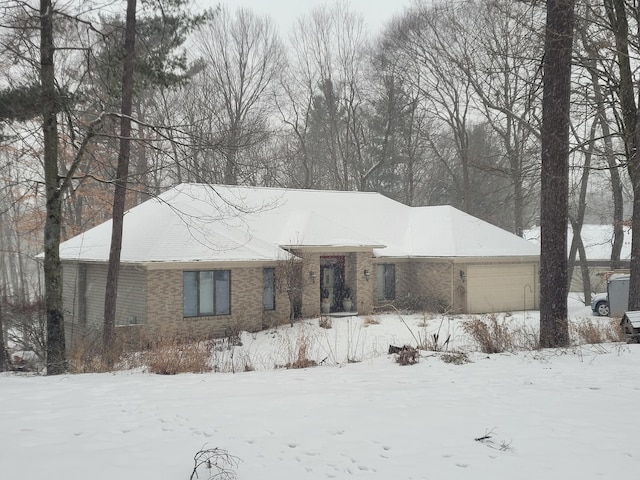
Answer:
[263,267,275,311]
[183,270,230,317]
[376,264,396,300]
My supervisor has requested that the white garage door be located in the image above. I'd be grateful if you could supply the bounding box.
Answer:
[466,264,537,314]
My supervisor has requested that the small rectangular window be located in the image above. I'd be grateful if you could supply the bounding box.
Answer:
[183,270,230,317]
[376,264,396,300]
[183,271,198,317]
[263,267,275,311]
[214,270,230,315]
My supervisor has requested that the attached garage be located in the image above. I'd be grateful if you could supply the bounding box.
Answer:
[466,263,538,314]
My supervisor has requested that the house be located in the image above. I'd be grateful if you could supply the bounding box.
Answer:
[59,184,540,346]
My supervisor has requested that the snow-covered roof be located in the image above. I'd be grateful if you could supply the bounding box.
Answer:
[59,184,539,263]
[524,224,631,261]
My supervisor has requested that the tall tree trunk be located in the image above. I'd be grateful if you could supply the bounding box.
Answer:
[604,0,640,308]
[539,0,574,348]
[103,0,137,364]
[0,290,8,371]
[41,0,66,374]
[630,6,640,310]
[593,73,625,270]
[580,21,627,270]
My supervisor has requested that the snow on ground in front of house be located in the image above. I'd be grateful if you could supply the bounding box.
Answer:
[2,297,640,480]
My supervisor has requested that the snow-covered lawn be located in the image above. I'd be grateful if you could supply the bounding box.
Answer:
[2,298,640,479]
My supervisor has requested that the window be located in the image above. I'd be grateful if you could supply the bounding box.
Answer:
[263,267,275,311]
[376,264,396,300]
[183,270,230,317]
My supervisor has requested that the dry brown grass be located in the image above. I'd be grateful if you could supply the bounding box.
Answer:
[571,318,625,345]
[463,314,513,354]
[277,328,318,369]
[68,334,108,373]
[284,339,318,368]
[68,333,138,373]
[318,316,332,329]
[144,337,213,375]
[510,323,540,351]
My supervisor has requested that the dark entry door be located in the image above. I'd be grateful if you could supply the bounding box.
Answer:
[320,259,344,312]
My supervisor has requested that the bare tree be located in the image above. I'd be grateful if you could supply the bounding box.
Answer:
[40,0,66,373]
[391,3,479,214]
[575,4,626,270]
[455,0,544,235]
[275,254,303,326]
[191,7,284,185]
[364,22,429,204]
[0,289,8,371]
[597,0,640,308]
[282,3,369,190]
[103,0,137,363]
[539,0,575,348]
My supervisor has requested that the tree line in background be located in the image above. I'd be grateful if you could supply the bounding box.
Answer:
[0,0,637,369]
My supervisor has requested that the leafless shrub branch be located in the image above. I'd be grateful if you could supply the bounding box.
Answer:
[463,314,513,354]
[190,446,241,480]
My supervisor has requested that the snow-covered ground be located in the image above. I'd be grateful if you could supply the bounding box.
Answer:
[2,298,640,480]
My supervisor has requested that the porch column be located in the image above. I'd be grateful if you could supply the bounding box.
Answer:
[300,252,321,318]
[354,251,374,314]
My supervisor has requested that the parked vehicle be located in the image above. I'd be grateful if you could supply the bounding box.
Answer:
[591,273,630,317]
[591,292,609,316]
[607,274,630,317]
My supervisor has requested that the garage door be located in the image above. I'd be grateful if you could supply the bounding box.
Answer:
[466,264,537,314]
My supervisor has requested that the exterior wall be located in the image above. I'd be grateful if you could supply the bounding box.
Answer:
[350,251,374,314]
[62,262,86,347]
[62,261,146,348]
[145,265,290,340]
[372,259,456,311]
[298,251,321,319]
[371,258,456,311]
[409,261,462,312]
[263,264,292,328]
[391,260,415,301]
[63,261,293,346]
[63,255,540,346]
[374,257,540,314]
[82,264,146,328]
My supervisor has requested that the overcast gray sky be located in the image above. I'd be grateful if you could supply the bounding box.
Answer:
[195,0,414,35]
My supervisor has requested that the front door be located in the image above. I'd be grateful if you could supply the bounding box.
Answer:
[320,257,345,312]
